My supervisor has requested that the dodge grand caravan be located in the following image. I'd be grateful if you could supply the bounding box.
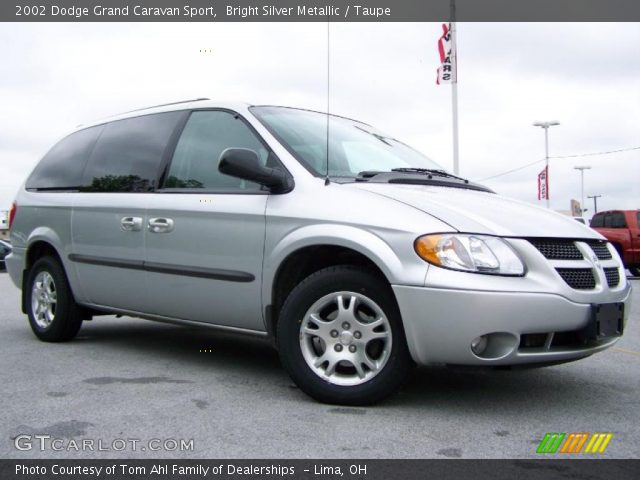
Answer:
[6,99,631,404]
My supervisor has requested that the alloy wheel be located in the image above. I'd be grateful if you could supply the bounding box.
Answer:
[299,291,393,386]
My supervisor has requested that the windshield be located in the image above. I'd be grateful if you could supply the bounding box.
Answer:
[250,106,443,178]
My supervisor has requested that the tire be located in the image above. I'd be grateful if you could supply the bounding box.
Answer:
[25,256,83,342]
[277,265,413,405]
[629,267,640,277]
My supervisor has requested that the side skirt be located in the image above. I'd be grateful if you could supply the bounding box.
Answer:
[78,302,270,338]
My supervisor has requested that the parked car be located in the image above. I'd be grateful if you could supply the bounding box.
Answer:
[5,100,631,404]
[590,210,640,277]
[0,240,11,270]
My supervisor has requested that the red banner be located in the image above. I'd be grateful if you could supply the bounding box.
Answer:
[538,166,549,200]
[436,23,456,84]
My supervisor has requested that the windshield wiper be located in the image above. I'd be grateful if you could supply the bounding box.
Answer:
[391,168,469,183]
[354,169,493,192]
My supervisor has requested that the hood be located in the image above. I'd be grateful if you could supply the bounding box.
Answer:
[348,183,602,239]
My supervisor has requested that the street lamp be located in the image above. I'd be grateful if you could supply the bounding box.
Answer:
[574,166,591,216]
[533,121,560,208]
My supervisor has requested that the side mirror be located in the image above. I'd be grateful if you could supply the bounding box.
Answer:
[218,148,292,193]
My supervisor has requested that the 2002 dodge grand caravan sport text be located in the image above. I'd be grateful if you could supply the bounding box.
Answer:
[6,100,631,404]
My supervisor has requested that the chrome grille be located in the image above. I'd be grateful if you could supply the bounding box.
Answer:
[604,267,620,287]
[556,268,596,290]
[586,241,613,260]
[528,239,583,260]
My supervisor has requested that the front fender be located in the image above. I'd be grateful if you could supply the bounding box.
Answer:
[262,223,428,313]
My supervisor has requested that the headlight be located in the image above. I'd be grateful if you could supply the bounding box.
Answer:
[414,234,525,276]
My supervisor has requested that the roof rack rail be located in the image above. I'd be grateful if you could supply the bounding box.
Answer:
[120,98,210,115]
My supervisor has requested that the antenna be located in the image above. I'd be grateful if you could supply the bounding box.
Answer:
[325,20,330,186]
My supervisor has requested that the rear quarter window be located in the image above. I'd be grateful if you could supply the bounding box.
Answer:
[26,126,103,191]
[80,112,184,192]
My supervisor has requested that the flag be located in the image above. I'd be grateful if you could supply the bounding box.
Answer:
[538,166,549,200]
[436,23,456,84]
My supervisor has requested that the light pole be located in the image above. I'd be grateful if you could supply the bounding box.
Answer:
[533,121,560,208]
[587,194,602,214]
[574,166,591,216]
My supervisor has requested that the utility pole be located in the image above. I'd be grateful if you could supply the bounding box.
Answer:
[533,121,560,209]
[574,166,591,216]
[587,194,602,214]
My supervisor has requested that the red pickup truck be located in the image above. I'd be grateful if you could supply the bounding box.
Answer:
[590,209,640,276]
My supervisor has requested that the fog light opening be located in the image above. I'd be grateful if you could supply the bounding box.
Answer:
[470,336,488,355]
[470,332,519,360]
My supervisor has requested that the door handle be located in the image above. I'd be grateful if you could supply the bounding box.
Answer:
[148,217,175,233]
[121,216,142,232]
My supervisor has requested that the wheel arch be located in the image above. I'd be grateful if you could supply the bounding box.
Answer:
[25,240,63,270]
[22,237,65,314]
[21,229,83,314]
[263,224,422,338]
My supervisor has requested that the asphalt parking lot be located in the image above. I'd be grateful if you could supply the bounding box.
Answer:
[0,271,637,459]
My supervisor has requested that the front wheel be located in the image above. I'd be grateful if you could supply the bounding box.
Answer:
[277,266,413,405]
[26,256,83,342]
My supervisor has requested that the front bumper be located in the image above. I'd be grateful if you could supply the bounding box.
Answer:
[392,284,631,366]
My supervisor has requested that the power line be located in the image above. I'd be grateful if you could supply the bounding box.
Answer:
[477,145,639,182]
[550,146,640,159]
[477,159,544,182]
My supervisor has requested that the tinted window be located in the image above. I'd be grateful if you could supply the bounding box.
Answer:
[590,214,604,228]
[26,126,103,190]
[611,212,626,228]
[164,111,269,190]
[81,112,183,192]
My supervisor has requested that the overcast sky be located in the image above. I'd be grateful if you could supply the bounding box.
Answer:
[1,22,638,216]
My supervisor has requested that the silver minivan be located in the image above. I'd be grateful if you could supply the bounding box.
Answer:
[6,99,631,404]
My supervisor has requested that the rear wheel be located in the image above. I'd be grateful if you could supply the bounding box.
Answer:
[26,256,83,342]
[277,265,413,405]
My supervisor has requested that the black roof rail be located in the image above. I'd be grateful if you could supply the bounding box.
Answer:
[120,98,210,115]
